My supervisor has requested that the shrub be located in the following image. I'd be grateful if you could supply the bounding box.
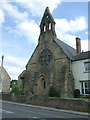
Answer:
[74,89,80,98]
[11,86,22,95]
[48,85,60,97]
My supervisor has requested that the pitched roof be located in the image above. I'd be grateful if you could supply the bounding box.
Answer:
[19,70,26,79]
[55,38,77,60]
[0,66,11,80]
[73,51,90,61]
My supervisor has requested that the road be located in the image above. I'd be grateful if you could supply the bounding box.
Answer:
[0,101,89,120]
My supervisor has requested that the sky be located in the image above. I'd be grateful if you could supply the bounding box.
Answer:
[0,0,89,80]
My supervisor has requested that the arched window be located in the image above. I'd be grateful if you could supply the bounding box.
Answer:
[43,25,46,32]
[49,23,51,30]
[43,81,46,89]
[46,15,49,18]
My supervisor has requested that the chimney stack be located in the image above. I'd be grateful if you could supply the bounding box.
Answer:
[76,37,81,54]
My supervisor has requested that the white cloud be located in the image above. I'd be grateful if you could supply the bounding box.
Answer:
[0,0,61,18]
[55,16,88,51]
[55,19,70,33]
[14,0,62,16]
[6,55,27,67]
[15,20,40,44]
[81,39,88,52]
[0,1,29,23]
[4,55,28,79]
[0,9,5,25]
[5,65,22,79]
[56,31,88,52]
[69,17,87,33]
[55,16,87,34]
[61,0,89,1]
[56,31,76,48]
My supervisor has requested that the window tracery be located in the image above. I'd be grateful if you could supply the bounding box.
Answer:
[39,49,52,65]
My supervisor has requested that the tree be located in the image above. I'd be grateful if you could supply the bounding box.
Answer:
[10,80,17,88]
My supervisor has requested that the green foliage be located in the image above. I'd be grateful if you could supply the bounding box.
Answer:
[48,85,60,97]
[29,89,34,94]
[74,89,80,98]
[10,80,17,88]
[11,86,22,94]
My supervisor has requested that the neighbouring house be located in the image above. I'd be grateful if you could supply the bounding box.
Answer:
[72,50,90,96]
[0,56,11,93]
[18,7,90,98]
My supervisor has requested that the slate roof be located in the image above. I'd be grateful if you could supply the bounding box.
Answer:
[55,38,90,61]
[55,38,77,60]
[73,51,90,61]
[19,70,26,79]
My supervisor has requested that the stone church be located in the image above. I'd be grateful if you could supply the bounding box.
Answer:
[18,7,78,98]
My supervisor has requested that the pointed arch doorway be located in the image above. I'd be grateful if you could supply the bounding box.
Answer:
[35,75,47,95]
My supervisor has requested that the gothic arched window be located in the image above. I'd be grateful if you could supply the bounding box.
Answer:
[49,23,51,30]
[43,81,46,89]
[39,49,52,65]
[43,24,46,32]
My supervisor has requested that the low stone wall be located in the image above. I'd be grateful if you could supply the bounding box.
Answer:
[1,93,11,101]
[1,93,90,113]
[26,96,90,112]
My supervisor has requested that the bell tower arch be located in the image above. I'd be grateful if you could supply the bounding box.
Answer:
[40,7,56,34]
[38,7,56,44]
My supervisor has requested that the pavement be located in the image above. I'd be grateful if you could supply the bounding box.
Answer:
[2,100,89,117]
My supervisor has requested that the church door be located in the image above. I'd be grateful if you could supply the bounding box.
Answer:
[37,76,47,95]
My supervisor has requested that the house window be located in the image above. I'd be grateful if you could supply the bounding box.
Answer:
[84,62,90,72]
[80,81,90,95]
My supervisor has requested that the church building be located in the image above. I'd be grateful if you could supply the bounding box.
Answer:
[18,7,89,98]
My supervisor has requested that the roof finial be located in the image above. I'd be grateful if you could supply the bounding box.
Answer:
[1,55,4,67]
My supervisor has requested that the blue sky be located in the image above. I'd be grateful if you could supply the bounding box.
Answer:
[0,0,89,80]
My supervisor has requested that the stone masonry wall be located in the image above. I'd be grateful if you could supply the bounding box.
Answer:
[1,93,90,113]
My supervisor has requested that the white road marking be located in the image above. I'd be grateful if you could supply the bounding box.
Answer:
[33,117,38,118]
[0,109,14,114]
[33,117,46,120]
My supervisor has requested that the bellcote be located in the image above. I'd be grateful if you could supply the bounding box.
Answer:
[40,7,56,34]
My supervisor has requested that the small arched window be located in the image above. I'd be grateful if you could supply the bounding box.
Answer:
[43,81,46,89]
[49,23,51,30]
[46,15,49,18]
[44,25,46,32]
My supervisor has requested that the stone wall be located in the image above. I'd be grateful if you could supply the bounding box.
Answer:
[25,96,90,112]
[1,93,11,101]
[1,93,90,113]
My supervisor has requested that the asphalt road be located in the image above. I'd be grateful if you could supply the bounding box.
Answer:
[0,101,89,120]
